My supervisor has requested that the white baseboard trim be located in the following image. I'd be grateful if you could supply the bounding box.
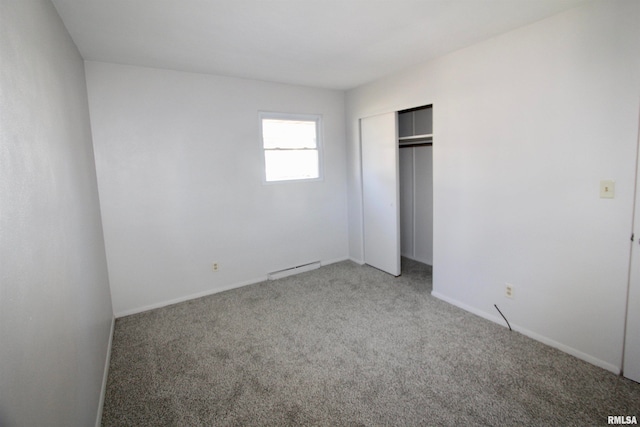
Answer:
[95,316,115,427]
[431,290,507,327]
[431,291,621,375]
[114,257,353,318]
[321,256,350,266]
[114,275,268,318]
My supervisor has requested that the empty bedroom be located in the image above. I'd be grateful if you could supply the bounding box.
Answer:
[1,0,639,426]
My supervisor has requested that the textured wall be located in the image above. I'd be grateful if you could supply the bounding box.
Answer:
[399,146,433,265]
[347,0,640,373]
[0,1,113,425]
[85,62,349,316]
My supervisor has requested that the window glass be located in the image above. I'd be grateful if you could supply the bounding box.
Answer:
[260,113,322,182]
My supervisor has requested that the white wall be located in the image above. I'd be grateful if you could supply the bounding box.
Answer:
[85,62,349,316]
[400,148,415,257]
[400,146,433,265]
[0,1,114,426]
[347,0,640,373]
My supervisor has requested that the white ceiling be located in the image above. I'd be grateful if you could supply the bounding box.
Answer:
[51,0,589,90]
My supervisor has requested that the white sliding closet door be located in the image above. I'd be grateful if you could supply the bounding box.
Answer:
[625,221,640,382]
[361,112,401,276]
[624,120,640,383]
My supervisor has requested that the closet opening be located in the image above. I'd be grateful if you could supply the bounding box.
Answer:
[360,103,433,278]
[398,105,433,276]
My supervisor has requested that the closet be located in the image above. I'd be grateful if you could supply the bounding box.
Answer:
[361,104,433,276]
[399,105,433,265]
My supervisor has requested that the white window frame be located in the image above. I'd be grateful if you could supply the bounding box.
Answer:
[259,111,324,184]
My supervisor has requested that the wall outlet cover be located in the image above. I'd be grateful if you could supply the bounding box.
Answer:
[600,180,615,199]
[505,283,514,298]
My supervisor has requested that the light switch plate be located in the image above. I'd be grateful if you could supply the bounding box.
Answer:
[600,180,615,199]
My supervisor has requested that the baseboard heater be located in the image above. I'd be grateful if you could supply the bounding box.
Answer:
[267,261,321,280]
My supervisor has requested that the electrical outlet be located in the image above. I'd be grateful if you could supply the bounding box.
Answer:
[505,283,514,299]
[212,263,219,272]
[600,180,615,199]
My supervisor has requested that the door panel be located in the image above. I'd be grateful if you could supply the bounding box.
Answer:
[361,112,400,276]
[625,234,640,382]
[624,116,640,383]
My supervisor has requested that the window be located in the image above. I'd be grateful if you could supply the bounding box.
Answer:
[260,112,322,182]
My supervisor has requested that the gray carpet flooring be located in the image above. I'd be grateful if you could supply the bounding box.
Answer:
[102,259,640,426]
